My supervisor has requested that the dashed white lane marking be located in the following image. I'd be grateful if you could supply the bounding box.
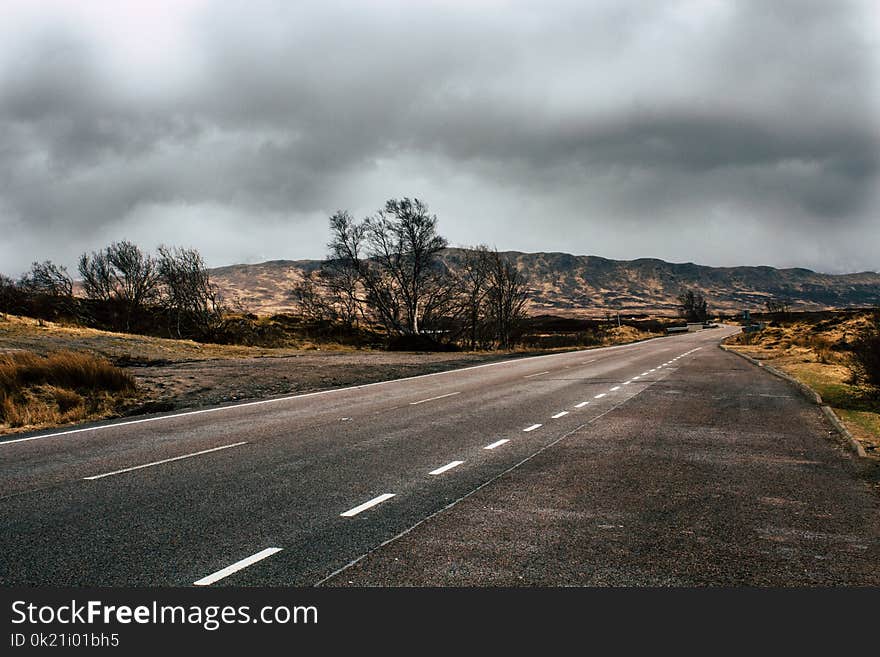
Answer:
[341,493,396,517]
[551,411,569,419]
[594,393,606,399]
[83,442,248,481]
[641,372,650,376]
[524,371,551,378]
[574,401,590,408]
[484,439,510,450]
[623,380,632,385]
[312,358,688,587]
[194,547,282,586]
[610,386,621,391]
[409,391,461,405]
[429,460,464,476]
[524,424,543,432]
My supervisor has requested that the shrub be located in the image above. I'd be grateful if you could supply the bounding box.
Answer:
[850,313,880,389]
[386,334,460,352]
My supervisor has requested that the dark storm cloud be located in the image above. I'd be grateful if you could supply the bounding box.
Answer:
[1,0,877,275]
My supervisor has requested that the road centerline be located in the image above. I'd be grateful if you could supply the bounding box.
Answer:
[524,371,551,378]
[83,442,248,481]
[193,547,282,586]
[523,424,543,432]
[313,362,681,587]
[551,411,569,419]
[429,460,464,476]
[409,391,461,405]
[484,439,509,450]
[341,493,396,517]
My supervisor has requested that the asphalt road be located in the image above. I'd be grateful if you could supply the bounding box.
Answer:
[2,327,878,586]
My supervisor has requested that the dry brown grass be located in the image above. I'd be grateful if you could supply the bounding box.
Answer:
[0,350,136,430]
[0,313,347,362]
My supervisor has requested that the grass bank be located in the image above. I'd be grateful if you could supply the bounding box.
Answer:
[725,310,880,457]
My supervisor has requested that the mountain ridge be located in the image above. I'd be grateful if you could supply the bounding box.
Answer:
[210,249,880,317]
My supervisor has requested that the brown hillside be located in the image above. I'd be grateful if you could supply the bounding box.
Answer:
[210,250,880,317]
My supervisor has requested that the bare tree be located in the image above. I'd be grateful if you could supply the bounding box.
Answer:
[454,245,492,349]
[323,210,382,325]
[18,261,73,297]
[678,289,709,323]
[325,200,449,336]
[106,241,160,312]
[315,214,369,327]
[485,250,529,349]
[157,245,223,337]
[363,198,448,335]
[850,308,880,390]
[0,273,20,315]
[765,297,791,320]
[290,272,337,323]
[78,250,114,302]
[79,241,160,329]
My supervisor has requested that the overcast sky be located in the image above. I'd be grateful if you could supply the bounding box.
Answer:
[1,0,878,277]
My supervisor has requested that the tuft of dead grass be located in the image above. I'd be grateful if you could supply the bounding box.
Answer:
[0,350,136,430]
[0,350,135,395]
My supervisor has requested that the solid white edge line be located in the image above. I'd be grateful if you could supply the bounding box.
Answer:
[551,411,569,419]
[409,391,461,405]
[4,340,669,447]
[523,424,542,432]
[484,439,509,450]
[340,493,396,517]
[429,460,464,476]
[84,442,248,480]
[193,547,282,586]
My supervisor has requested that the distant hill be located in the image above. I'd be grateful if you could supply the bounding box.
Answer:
[210,249,880,317]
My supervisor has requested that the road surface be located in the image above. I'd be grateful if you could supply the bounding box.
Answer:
[1,327,878,586]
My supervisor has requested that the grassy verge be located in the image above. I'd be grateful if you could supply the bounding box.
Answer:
[0,350,138,432]
[725,316,880,457]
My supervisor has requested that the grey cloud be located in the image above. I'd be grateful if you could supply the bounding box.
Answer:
[0,0,877,277]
